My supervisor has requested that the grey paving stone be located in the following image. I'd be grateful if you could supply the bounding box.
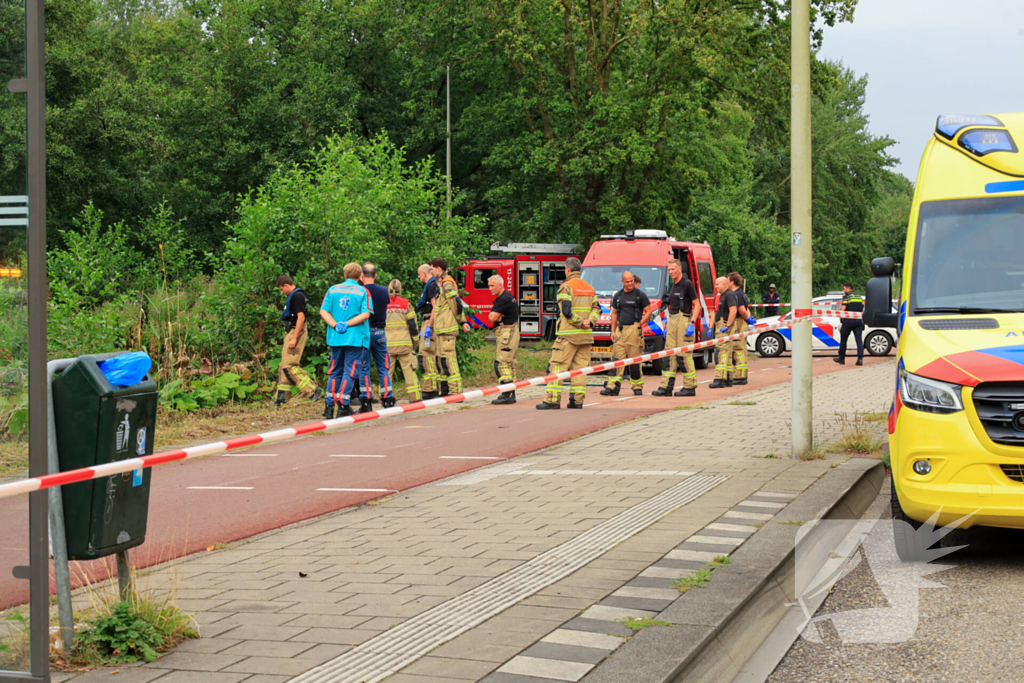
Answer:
[151,652,245,672]
[481,673,562,683]
[625,576,675,590]
[222,656,316,676]
[674,541,737,555]
[145,672,248,683]
[66,669,168,682]
[174,637,242,654]
[521,641,611,665]
[219,639,315,658]
[561,617,633,638]
[649,558,707,571]
[599,596,674,613]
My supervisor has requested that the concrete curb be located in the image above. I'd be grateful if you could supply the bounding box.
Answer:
[582,458,886,683]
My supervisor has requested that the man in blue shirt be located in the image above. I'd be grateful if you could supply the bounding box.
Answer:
[763,284,780,317]
[319,262,373,418]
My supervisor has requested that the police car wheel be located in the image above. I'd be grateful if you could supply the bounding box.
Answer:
[694,347,712,370]
[866,331,893,356]
[756,332,784,358]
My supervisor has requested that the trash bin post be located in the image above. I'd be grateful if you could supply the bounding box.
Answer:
[116,550,132,601]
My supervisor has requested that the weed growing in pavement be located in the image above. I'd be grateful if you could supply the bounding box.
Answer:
[673,404,709,411]
[671,568,712,593]
[708,555,731,569]
[761,453,779,459]
[834,412,884,454]
[623,617,672,631]
[728,400,757,406]
[779,520,807,526]
[880,448,892,471]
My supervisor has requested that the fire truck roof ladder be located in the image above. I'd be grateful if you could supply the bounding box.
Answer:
[489,242,579,255]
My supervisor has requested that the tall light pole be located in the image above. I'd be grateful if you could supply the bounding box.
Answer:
[790,0,813,458]
[446,64,452,221]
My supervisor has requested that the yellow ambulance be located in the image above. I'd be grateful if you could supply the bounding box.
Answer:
[865,113,1024,559]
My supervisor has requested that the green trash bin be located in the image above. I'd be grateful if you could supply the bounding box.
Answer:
[52,354,158,561]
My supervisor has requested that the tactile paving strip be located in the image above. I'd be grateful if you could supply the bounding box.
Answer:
[293,474,727,683]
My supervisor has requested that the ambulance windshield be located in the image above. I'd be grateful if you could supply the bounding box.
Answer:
[580,266,666,300]
[911,196,1024,314]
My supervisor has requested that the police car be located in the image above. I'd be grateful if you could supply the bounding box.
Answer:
[747,293,897,358]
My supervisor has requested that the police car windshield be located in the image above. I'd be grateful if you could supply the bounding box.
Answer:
[580,266,666,299]
[911,196,1024,314]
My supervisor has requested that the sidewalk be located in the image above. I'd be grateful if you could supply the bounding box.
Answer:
[54,360,895,683]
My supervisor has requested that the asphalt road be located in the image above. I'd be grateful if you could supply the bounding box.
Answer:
[769,493,1024,683]
[0,351,887,610]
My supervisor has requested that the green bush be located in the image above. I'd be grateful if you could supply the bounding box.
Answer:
[213,132,487,364]
[76,599,197,665]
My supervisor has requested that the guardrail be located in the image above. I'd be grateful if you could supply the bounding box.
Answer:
[0,316,818,501]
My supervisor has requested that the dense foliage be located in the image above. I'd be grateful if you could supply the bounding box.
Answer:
[0,0,914,423]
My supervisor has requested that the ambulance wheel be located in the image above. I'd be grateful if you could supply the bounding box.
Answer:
[891,476,929,562]
[694,347,712,370]
[866,330,893,356]
[756,332,784,358]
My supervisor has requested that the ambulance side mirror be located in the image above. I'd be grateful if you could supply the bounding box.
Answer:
[865,257,898,327]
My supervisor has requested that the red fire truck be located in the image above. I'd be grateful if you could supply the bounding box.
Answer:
[580,229,718,371]
[460,242,578,340]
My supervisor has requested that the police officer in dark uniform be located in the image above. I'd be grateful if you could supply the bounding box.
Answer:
[600,271,652,396]
[834,283,865,365]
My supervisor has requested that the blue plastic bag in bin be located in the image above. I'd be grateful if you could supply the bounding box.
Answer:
[98,352,153,387]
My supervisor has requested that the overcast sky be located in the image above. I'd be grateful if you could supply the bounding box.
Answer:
[818,0,1024,181]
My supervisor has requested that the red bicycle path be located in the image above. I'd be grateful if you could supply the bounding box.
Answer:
[0,353,887,610]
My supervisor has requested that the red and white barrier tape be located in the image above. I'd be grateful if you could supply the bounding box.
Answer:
[0,317,814,501]
[747,302,792,308]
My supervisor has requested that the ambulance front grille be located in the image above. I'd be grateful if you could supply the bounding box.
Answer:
[972,383,1024,446]
[593,323,611,335]
[1000,465,1024,483]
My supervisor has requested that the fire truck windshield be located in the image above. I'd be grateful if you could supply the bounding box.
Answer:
[580,266,666,300]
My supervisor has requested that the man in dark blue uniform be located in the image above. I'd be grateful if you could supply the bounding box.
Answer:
[834,283,865,366]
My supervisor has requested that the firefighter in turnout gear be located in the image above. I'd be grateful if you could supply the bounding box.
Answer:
[652,259,701,397]
[275,275,322,405]
[416,264,440,399]
[709,276,738,389]
[386,279,421,402]
[427,258,471,395]
[600,271,652,396]
[537,257,601,410]
[728,272,754,385]
[488,274,521,405]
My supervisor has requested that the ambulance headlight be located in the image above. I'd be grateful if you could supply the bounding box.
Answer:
[900,368,963,414]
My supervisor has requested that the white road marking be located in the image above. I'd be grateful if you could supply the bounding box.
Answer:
[510,417,535,424]
[583,403,602,407]
[613,396,635,402]
[220,453,277,457]
[187,486,254,490]
[699,379,712,384]
[440,456,503,460]
[317,488,397,493]
[403,425,434,429]
[330,454,386,458]
[459,429,481,435]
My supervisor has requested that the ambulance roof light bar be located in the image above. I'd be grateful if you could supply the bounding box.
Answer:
[489,241,579,254]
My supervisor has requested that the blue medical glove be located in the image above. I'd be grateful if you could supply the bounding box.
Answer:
[423,325,433,339]
[747,316,757,325]
[334,321,348,334]
[685,324,695,336]
[719,326,729,334]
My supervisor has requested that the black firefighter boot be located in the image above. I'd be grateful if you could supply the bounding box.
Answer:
[336,403,354,417]
[438,381,450,397]
[567,396,584,409]
[536,400,561,410]
[381,395,396,409]
[652,378,675,397]
[358,397,374,414]
[709,378,730,389]
[275,390,289,407]
[321,402,335,419]
[674,386,696,397]
[632,384,643,396]
[600,382,620,396]
[492,391,516,405]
